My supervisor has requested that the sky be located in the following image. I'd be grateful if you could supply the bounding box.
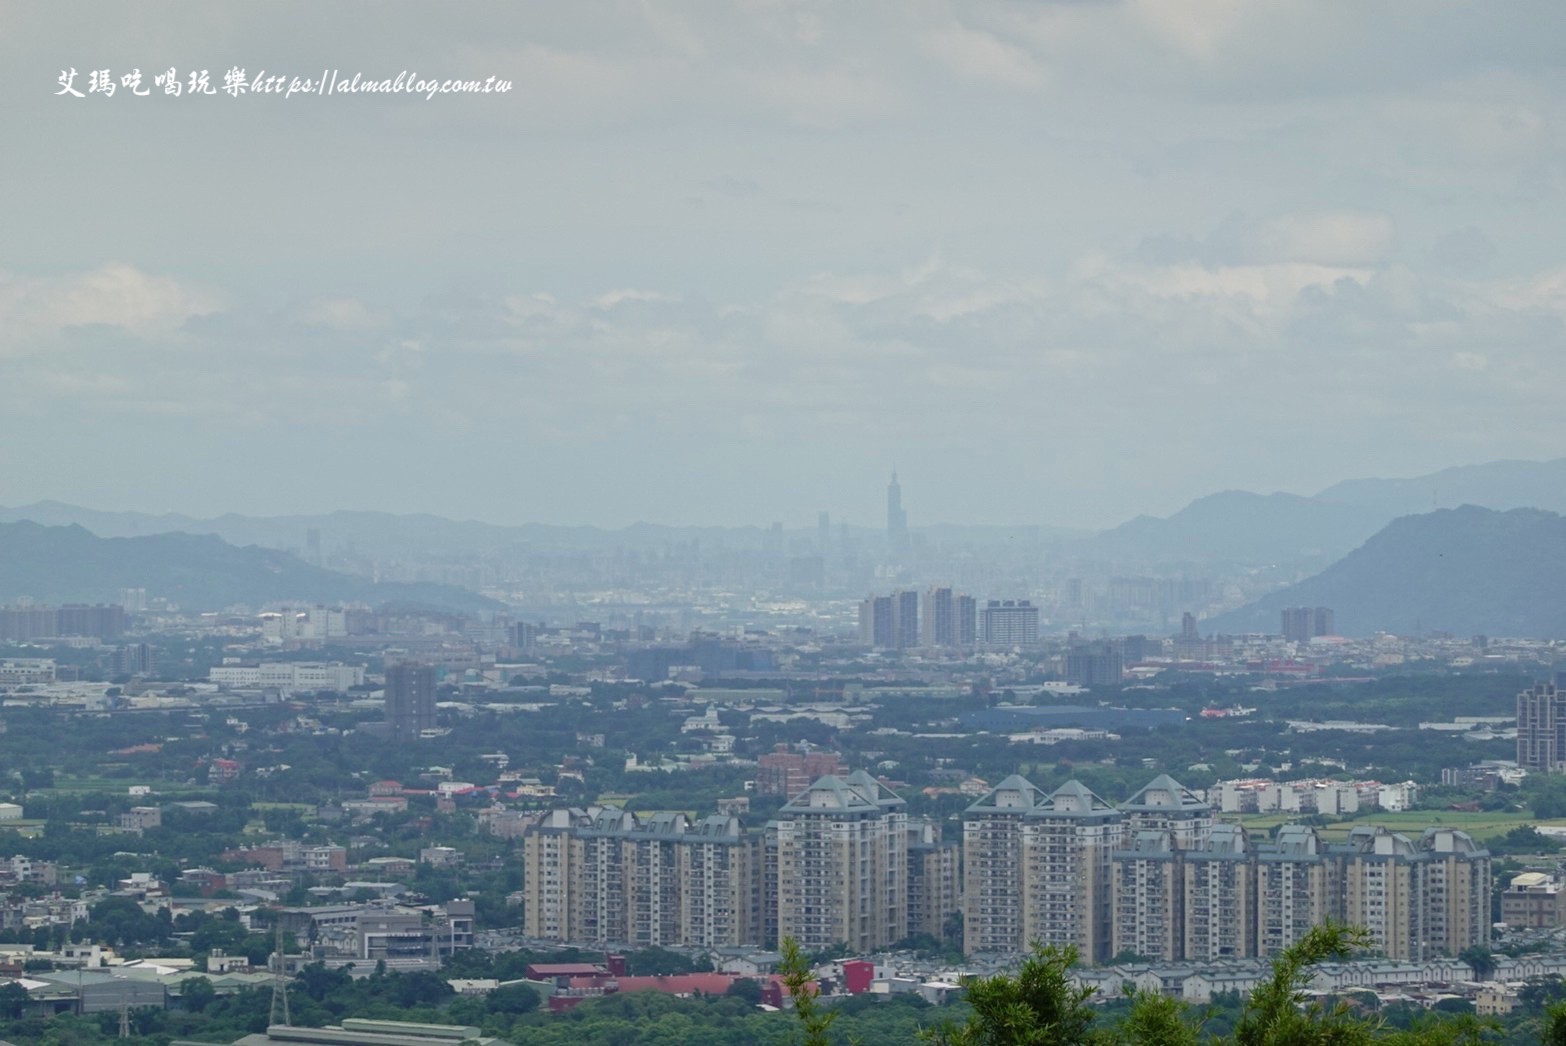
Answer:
[3,1,1565,530]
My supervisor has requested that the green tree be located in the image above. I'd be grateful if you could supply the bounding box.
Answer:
[0,981,26,1019]
[1119,987,1203,1046]
[1545,1000,1566,1046]
[1458,946,1496,981]
[922,942,1097,1046]
[780,936,838,1046]
[180,975,217,1013]
[1232,922,1374,1046]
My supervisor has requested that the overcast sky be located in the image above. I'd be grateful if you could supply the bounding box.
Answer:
[3,2,1565,530]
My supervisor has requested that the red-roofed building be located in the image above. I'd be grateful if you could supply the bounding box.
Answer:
[525,962,607,981]
[544,972,802,1013]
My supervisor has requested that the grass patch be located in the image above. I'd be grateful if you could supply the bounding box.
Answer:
[1235,808,1564,844]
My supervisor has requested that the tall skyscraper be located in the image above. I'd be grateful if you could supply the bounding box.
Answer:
[817,511,831,555]
[886,471,908,551]
[385,662,437,741]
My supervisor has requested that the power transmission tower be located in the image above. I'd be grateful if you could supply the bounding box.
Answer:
[269,918,291,1026]
[118,989,130,1038]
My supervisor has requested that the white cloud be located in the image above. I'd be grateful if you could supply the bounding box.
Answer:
[0,264,223,356]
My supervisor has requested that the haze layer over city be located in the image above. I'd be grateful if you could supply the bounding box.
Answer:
[6,4,1566,1046]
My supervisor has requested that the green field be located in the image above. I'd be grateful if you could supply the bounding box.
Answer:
[1235,808,1565,844]
[40,776,207,796]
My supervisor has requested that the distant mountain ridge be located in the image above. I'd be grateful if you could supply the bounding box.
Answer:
[1075,457,1566,569]
[1204,505,1566,638]
[5,456,1566,571]
[1314,457,1566,518]
[0,501,1088,559]
[1082,491,1387,567]
[0,521,502,613]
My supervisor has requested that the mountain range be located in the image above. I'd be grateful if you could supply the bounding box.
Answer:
[0,521,502,613]
[1204,505,1566,638]
[6,457,1566,570]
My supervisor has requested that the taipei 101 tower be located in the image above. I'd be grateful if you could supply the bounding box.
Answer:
[886,471,908,552]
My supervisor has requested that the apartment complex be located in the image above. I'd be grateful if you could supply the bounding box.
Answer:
[963,774,1489,963]
[522,809,757,948]
[523,772,951,952]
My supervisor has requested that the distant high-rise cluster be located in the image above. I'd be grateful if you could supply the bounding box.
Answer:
[0,604,125,642]
[1281,606,1335,642]
[523,772,959,953]
[859,587,977,649]
[962,774,1489,963]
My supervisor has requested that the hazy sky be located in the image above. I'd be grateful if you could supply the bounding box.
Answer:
[4,2,1565,529]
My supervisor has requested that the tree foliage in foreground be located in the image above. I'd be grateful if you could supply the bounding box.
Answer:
[915,923,1508,1046]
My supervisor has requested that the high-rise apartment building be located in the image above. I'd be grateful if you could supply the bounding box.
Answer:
[1422,828,1492,957]
[1254,825,1338,958]
[1064,641,1125,687]
[963,775,1047,954]
[892,589,919,649]
[1281,606,1335,642]
[981,600,1039,648]
[1112,829,1182,961]
[1182,824,1253,962]
[955,594,978,647]
[384,662,437,740]
[921,586,954,648]
[960,776,1488,963]
[918,587,979,650]
[1518,682,1566,772]
[858,595,893,649]
[962,776,1122,961]
[521,807,758,949]
[775,772,907,952]
[1021,780,1122,964]
[1121,774,1213,850]
[1335,826,1427,961]
[906,818,961,941]
[0,604,126,642]
[680,815,758,949]
[522,809,576,941]
[859,590,919,649]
